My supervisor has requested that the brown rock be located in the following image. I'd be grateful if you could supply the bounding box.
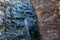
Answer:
[29,0,60,40]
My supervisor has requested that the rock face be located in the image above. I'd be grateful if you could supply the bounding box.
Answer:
[0,0,39,40]
[29,0,60,40]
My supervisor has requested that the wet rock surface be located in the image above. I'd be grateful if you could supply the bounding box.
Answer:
[0,0,39,40]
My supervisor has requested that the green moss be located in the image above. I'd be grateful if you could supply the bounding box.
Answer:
[0,27,6,32]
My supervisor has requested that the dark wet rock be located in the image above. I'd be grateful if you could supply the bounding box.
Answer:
[0,0,39,40]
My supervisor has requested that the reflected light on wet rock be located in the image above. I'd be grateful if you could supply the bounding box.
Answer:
[58,6,60,9]
[0,0,9,2]
[52,0,60,2]
[0,0,4,2]
[0,11,2,15]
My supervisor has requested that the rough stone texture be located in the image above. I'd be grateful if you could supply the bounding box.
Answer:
[0,0,39,40]
[29,0,60,40]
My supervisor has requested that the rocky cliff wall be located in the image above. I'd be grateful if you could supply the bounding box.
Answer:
[29,0,60,40]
